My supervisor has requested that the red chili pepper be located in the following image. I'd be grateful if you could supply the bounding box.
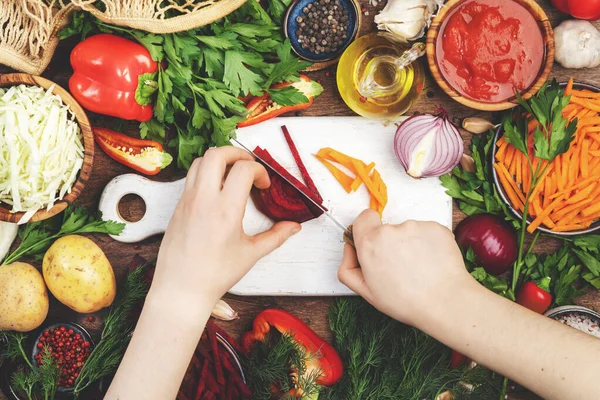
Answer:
[69,34,159,122]
[93,127,172,175]
[242,308,343,389]
[516,278,553,314]
[450,350,467,369]
[238,75,323,128]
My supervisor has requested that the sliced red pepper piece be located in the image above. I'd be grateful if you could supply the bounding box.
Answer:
[69,34,159,122]
[238,75,323,128]
[450,350,467,369]
[242,309,343,388]
[93,127,172,175]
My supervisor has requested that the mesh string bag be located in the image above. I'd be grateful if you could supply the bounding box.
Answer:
[70,0,248,34]
[0,0,74,75]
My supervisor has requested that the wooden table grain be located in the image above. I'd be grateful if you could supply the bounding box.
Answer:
[1,1,599,399]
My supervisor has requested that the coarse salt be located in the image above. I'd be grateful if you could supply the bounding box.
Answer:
[555,312,600,339]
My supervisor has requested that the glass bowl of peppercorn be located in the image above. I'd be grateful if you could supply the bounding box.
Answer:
[30,322,94,393]
[285,0,360,63]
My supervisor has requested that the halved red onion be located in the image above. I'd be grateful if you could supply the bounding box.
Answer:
[394,110,463,178]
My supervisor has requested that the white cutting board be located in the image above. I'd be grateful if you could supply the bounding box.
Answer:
[100,117,452,296]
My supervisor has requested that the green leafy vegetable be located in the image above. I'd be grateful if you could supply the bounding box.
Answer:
[60,1,317,169]
[321,298,502,400]
[3,206,125,265]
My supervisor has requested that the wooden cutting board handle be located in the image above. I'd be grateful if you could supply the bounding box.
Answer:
[98,174,186,243]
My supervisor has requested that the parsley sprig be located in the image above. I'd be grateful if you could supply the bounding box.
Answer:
[3,206,124,265]
[60,1,316,169]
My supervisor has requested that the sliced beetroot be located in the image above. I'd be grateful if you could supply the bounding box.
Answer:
[251,146,325,223]
[281,125,323,202]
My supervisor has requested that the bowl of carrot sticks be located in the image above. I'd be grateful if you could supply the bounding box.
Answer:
[492,79,600,235]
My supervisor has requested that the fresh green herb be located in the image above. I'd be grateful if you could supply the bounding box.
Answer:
[243,331,323,400]
[3,206,125,265]
[2,335,60,400]
[60,1,317,169]
[439,133,518,228]
[1,331,32,369]
[73,263,151,397]
[321,298,502,400]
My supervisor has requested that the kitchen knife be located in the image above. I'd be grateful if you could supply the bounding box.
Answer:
[231,138,356,248]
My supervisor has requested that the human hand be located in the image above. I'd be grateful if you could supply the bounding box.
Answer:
[338,210,472,326]
[153,147,302,307]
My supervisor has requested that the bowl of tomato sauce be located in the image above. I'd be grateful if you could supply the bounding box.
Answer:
[426,0,554,111]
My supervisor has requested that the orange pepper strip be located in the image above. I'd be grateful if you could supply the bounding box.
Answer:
[351,162,375,192]
[351,159,386,205]
[314,154,354,193]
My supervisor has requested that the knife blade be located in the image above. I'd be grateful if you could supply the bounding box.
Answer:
[232,138,355,247]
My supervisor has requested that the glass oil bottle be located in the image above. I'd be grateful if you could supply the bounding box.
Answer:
[336,32,425,120]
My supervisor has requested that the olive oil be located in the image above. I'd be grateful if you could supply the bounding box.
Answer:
[337,32,425,120]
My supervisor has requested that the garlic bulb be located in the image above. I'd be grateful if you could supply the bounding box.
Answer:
[374,0,445,42]
[555,20,600,69]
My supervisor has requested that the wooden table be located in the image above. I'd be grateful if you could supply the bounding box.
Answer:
[1,1,599,399]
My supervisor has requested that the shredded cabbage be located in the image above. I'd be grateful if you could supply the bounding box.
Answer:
[0,84,84,224]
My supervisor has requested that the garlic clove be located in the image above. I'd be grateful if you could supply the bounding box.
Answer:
[460,154,475,173]
[211,299,239,321]
[462,117,495,134]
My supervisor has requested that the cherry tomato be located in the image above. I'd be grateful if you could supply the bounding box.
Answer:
[552,0,600,21]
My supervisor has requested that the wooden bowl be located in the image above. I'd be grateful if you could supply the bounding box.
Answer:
[426,0,554,111]
[0,73,94,223]
[491,81,600,236]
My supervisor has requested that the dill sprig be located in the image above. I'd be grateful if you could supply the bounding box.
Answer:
[243,331,323,400]
[6,345,60,400]
[1,331,32,369]
[321,298,503,400]
[72,262,151,397]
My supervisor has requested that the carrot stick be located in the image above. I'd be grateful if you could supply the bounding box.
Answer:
[577,117,600,127]
[581,139,590,179]
[565,77,574,96]
[571,89,600,99]
[565,184,596,205]
[567,107,580,121]
[552,223,589,232]
[516,151,523,185]
[568,148,579,185]
[577,210,600,223]
[561,152,570,188]
[543,173,553,208]
[496,140,508,160]
[591,150,600,157]
[495,163,525,209]
[554,155,564,191]
[505,145,516,169]
[528,195,565,233]
[582,202,600,217]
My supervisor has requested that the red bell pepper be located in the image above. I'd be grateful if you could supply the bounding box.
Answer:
[516,278,553,314]
[552,0,600,20]
[242,308,343,393]
[238,75,323,128]
[69,34,159,122]
[93,127,172,175]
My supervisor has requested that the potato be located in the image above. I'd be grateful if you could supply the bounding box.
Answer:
[43,235,116,313]
[0,262,49,332]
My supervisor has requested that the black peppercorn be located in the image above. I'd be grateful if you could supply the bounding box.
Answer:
[295,0,351,55]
